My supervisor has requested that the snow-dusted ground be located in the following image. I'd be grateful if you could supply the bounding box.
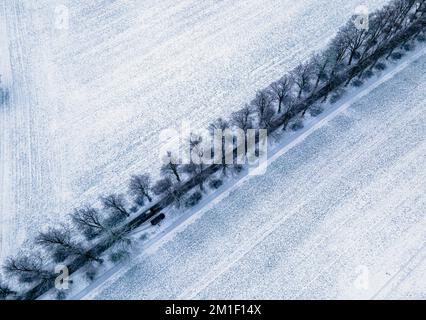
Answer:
[0,0,387,260]
[91,52,426,300]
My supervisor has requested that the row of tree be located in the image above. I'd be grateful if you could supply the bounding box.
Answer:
[1,0,425,300]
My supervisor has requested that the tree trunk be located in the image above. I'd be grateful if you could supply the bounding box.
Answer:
[348,50,355,65]
[144,192,153,202]
[173,170,181,182]
[313,75,321,92]
[298,88,302,99]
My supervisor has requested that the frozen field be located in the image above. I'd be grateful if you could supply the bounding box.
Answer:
[92,52,426,300]
[0,0,387,260]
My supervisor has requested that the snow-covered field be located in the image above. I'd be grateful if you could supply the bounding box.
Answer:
[91,52,426,300]
[0,0,388,261]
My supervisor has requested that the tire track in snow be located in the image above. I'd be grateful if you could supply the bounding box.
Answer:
[371,229,426,299]
[0,0,65,259]
[292,146,426,299]
[0,0,37,259]
[190,56,426,299]
[177,48,426,300]
[26,0,388,216]
[77,47,426,300]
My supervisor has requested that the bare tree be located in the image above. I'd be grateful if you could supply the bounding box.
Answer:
[405,9,426,42]
[269,75,293,113]
[128,174,153,204]
[160,151,182,183]
[3,253,54,286]
[258,105,275,130]
[152,177,184,207]
[250,91,274,126]
[208,117,230,135]
[182,133,210,190]
[101,194,130,221]
[231,105,253,132]
[188,133,208,173]
[321,37,349,102]
[36,227,102,264]
[371,0,414,53]
[311,53,330,92]
[384,0,421,58]
[359,9,393,61]
[291,62,314,99]
[388,0,419,36]
[208,117,230,170]
[340,20,368,65]
[182,163,209,192]
[152,177,174,196]
[230,106,255,170]
[363,1,420,68]
[71,206,107,240]
[281,96,297,130]
[0,280,15,300]
[326,35,349,75]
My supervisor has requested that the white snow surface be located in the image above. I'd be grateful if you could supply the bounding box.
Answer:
[0,0,387,260]
[91,52,426,300]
